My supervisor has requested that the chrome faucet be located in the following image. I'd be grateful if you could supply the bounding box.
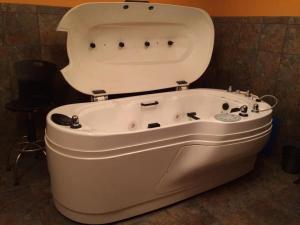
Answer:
[70,115,82,129]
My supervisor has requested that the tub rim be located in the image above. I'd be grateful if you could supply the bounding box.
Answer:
[46,88,273,136]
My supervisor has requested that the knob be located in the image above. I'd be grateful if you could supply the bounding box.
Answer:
[70,115,81,129]
[239,105,248,117]
[252,103,259,113]
[240,105,248,113]
[119,42,125,48]
[145,41,150,47]
[168,40,174,46]
[222,102,230,111]
[90,42,96,49]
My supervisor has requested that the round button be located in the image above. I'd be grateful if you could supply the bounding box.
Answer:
[222,102,230,111]
[119,42,125,48]
[168,40,174,46]
[123,5,129,9]
[90,42,96,49]
[145,41,150,47]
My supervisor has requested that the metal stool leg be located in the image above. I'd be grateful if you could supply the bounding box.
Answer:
[7,111,46,185]
[14,152,23,185]
[11,142,45,185]
[6,137,27,171]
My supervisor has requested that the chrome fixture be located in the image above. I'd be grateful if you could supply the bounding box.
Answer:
[71,115,82,129]
[245,90,251,97]
[227,85,232,92]
[239,105,248,117]
[252,103,259,113]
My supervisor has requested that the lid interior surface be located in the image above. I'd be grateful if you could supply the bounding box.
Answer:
[58,2,215,96]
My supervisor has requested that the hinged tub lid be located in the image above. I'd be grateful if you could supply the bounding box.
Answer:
[58,2,214,96]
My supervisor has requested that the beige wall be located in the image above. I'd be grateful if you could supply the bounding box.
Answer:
[1,0,300,16]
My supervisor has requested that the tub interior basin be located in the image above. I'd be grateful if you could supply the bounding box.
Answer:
[77,91,258,133]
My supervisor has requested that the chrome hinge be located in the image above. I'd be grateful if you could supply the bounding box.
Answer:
[176,80,188,91]
[124,0,149,3]
[91,95,108,102]
[91,90,108,102]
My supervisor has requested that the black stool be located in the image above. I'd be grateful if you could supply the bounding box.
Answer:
[6,60,57,185]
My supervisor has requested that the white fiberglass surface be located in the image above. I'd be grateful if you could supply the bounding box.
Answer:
[76,89,271,134]
[58,3,214,95]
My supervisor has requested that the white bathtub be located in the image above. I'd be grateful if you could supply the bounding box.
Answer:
[46,88,272,224]
[46,2,274,223]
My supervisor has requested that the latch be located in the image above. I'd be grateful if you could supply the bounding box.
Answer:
[176,80,188,91]
[91,90,108,102]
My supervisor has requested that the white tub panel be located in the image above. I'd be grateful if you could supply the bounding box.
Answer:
[45,124,271,158]
[47,144,179,214]
[156,134,268,193]
[54,156,255,224]
[46,119,272,152]
[47,132,268,221]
